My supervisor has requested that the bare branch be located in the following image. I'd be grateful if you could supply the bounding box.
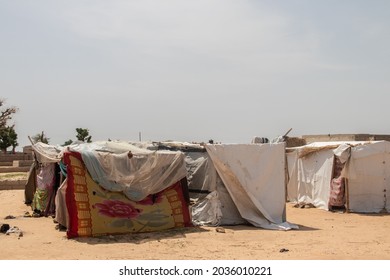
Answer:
[0,98,18,128]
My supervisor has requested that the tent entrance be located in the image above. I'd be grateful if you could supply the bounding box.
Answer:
[328,156,347,212]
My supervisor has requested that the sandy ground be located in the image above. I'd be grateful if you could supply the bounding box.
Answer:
[1,189,390,260]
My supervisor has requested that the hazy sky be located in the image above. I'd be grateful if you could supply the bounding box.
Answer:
[2,0,390,149]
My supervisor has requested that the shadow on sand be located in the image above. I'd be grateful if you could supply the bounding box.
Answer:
[71,226,210,245]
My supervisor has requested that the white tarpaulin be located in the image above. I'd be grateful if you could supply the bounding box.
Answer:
[32,142,64,163]
[346,141,390,213]
[287,141,390,213]
[287,149,334,210]
[206,143,297,230]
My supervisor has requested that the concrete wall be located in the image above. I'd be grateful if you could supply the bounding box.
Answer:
[0,180,27,190]
[0,166,30,173]
[0,151,33,172]
[302,134,390,144]
[0,152,33,162]
[285,137,307,147]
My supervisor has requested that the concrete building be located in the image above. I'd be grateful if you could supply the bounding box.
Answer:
[302,134,390,144]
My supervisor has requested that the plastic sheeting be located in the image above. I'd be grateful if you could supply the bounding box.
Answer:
[186,151,246,226]
[185,151,218,197]
[70,143,187,201]
[31,141,187,201]
[206,143,297,230]
[191,191,222,226]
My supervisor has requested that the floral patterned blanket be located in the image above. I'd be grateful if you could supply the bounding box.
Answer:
[63,151,192,238]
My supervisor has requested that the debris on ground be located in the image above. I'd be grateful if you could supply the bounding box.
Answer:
[1,223,10,233]
[5,226,23,238]
[55,224,67,231]
[4,215,16,220]
[293,202,315,209]
[23,212,32,218]
[216,227,226,233]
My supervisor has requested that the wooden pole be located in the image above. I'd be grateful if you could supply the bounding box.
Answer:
[283,128,293,137]
[28,136,34,146]
[345,178,350,213]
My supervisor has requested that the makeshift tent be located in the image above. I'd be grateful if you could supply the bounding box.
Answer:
[24,142,63,216]
[29,141,192,238]
[287,142,337,210]
[287,141,390,213]
[27,140,297,236]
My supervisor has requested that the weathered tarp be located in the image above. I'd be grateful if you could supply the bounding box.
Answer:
[31,142,64,163]
[206,143,297,230]
[345,141,390,213]
[287,148,334,209]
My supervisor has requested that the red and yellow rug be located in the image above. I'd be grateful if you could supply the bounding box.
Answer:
[63,151,192,238]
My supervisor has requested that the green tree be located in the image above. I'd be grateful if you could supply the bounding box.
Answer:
[62,139,73,146]
[32,131,50,144]
[9,126,18,153]
[76,128,92,143]
[0,126,18,153]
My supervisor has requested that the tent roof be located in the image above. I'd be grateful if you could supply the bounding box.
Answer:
[286,140,383,158]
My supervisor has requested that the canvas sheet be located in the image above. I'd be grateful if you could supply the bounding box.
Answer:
[346,141,390,213]
[217,178,247,225]
[287,149,334,210]
[63,152,192,238]
[290,141,370,158]
[32,142,64,163]
[206,143,296,230]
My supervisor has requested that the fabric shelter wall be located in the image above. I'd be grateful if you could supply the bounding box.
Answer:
[206,143,296,230]
[287,149,334,210]
[346,141,390,213]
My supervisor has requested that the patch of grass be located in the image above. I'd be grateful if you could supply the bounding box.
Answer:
[0,172,28,181]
